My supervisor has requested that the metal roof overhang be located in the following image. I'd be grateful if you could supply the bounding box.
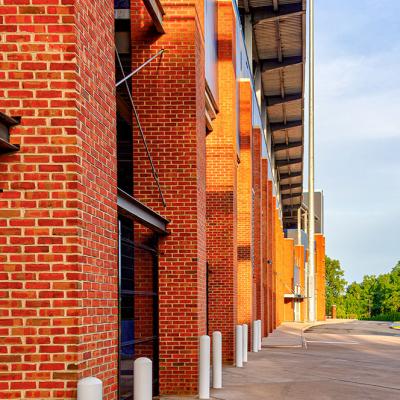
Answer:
[238,0,306,227]
[118,189,169,235]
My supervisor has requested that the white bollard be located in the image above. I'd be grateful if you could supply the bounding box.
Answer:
[212,331,222,389]
[77,377,102,400]
[235,325,243,367]
[258,320,262,350]
[242,324,248,363]
[199,335,210,399]
[134,357,152,400]
[252,320,258,353]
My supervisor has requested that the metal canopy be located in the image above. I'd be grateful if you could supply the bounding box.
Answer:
[118,189,169,234]
[238,0,306,226]
[0,112,20,155]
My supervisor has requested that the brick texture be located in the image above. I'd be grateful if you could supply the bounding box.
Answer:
[206,0,238,364]
[261,160,271,335]
[237,80,253,332]
[252,128,262,328]
[0,1,118,399]
[130,0,207,394]
[315,234,326,321]
[295,244,306,321]
[274,206,284,326]
[282,239,294,322]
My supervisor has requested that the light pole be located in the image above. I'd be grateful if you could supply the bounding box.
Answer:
[307,0,316,322]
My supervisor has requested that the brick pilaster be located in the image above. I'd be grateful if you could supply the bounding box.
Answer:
[237,80,253,330]
[315,234,326,321]
[261,159,270,335]
[206,0,238,363]
[252,128,263,327]
[0,1,118,399]
[130,0,207,394]
[295,244,306,321]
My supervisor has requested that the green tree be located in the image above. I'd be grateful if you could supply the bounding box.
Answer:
[359,275,377,317]
[325,256,347,316]
[344,282,363,318]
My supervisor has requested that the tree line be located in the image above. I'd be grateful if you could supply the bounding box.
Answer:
[325,257,400,321]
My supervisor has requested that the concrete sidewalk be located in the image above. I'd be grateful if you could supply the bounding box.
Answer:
[209,320,400,400]
[162,320,400,399]
[262,322,306,348]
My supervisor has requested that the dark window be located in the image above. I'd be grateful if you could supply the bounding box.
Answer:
[115,0,130,9]
[118,217,159,399]
[117,116,133,194]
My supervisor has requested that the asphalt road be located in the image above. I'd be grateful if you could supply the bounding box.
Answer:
[210,320,400,400]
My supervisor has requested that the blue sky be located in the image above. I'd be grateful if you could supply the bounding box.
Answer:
[311,0,400,282]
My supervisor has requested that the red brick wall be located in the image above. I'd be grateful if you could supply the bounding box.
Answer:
[0,1,118,399]
[270,192,277,330]
[274,206,283,326]
[252,128,262,328]
[315,234,326,321]
[283,239,294,322]
[295,244,305,321]
[261,160,270,336]
[131,0,207,394]
[237,80,253,331]
[206,0,238,363]
[75,0,118,397]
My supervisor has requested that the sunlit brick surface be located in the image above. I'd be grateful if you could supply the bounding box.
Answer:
[237,81,253,339]
[131,0,207,395]
[206,0,238,364]
[0,1,118,399]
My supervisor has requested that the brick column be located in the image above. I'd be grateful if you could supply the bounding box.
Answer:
[206,0,238,364]
[315,234,326,321]
[252,128,263,327]
[237,80,253,330]
[261,159,270,335]
[273,205,281,327]
[269,190,277,330]
[283,239,295,321]
[295,244,306,321]
[131,0,206,394]
[0,1,118,399]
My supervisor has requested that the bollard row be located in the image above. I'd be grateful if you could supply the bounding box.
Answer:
[199,331,223,399]
[78,323,263,400]
[239,320,264,363]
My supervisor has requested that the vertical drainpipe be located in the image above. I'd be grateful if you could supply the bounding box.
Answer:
[307,0,316,323]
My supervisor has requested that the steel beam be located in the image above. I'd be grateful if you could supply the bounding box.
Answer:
[273,141,303,152]
[275,158,302,167]
[279,171,302,181]
[281,192,302,200]
[261,56,303,73]
[117,189,169,234]
[142,0,165,33]
[266,93,302,107]
[270,120,302,132]
[280,183,302,191]
[283,205,301,213]
[253,3,304,24]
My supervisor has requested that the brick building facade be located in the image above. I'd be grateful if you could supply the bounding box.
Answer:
[0,0,325,398]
